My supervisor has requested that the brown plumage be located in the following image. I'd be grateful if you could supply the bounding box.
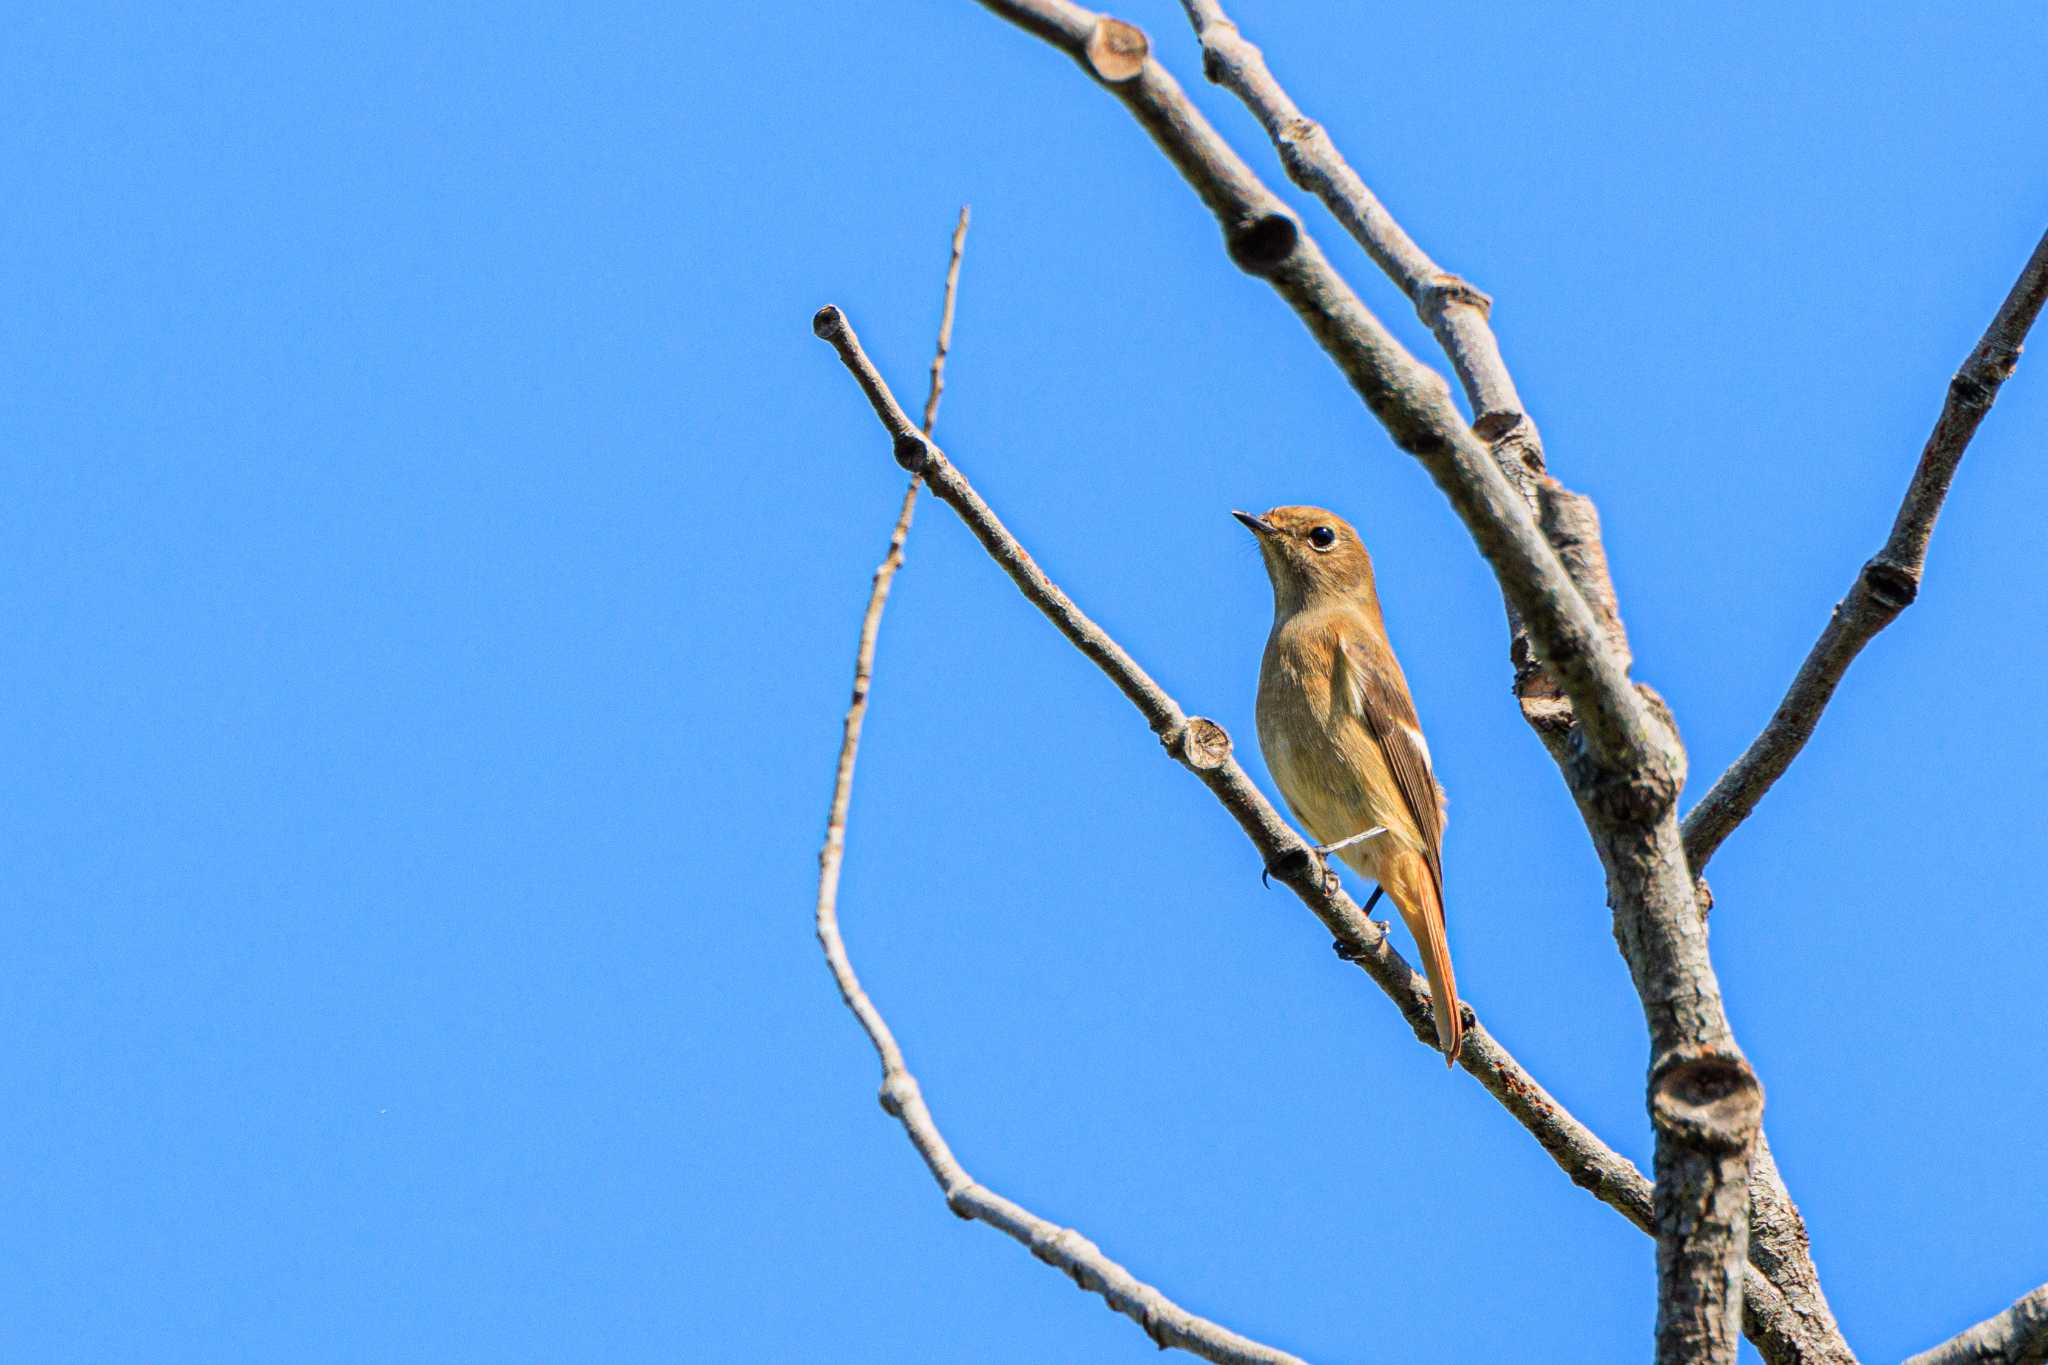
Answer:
[1235,505,1463,1064]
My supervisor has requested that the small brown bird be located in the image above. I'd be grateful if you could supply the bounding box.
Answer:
[1235,506,1463,1064]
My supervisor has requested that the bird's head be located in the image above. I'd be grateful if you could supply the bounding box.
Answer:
[1232,505,1378,615]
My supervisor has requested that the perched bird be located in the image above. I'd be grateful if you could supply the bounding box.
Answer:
[1235,506,1463,1064]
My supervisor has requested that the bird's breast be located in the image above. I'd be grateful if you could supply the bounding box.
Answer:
[1255,633,1404,861]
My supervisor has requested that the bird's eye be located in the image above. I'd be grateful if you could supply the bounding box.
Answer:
[1308,526,1337,550]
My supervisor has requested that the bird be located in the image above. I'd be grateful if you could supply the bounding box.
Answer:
[1234,505,1463,1065]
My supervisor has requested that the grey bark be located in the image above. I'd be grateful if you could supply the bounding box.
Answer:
[1907,1286,2048,1365]
[814,8,2046,1362]
[964,4,1761,1360]
[1174,0,1637,753]
[1683,228,2048,875]
[816,301,1821,1362]
[813,217,1313,1365]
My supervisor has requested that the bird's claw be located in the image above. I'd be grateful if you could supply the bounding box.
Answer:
[1261,844,1318,890]
[1265,827,1389,891]
[1266,833,1386,898]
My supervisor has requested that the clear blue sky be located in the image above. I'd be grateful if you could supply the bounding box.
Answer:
[3,3,2042,1362]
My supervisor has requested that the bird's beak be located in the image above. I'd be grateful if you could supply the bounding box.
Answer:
[1232,509,1275,537]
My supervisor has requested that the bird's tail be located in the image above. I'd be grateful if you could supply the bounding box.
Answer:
[1388,855,1462,1065]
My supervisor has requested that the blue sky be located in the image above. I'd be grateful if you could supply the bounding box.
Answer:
[3,3,2043,1362]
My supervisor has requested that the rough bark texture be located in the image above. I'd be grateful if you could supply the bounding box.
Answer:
[964,4,1765,1359]
[1907,1286,2048,1365]
[1741,1136,1852,1364]
[815,299,1652,1184]
[813,10,2045,1363]
[814,303,1847,1363]
[1174,0,1577,740]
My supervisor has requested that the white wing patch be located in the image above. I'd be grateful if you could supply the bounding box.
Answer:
[1400,722,1432,766]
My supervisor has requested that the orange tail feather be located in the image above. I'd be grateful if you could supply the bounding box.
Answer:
[1384,854,1462,1065]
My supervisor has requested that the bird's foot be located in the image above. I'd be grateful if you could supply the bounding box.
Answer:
[1262,845,1341,897]
[1261,827,1386,894]
[1262,845,1314,889]
[1316,825,1388,859]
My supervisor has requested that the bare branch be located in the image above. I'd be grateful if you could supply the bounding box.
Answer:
[813,297,1641,1197]
[1166,8,1864,1358]
[1178,0,1519,434]
[1173,0,1532,461]
[961,4,1764,1358]
[1175,0,1633,748]
[811,221,1301,1365]
[815,215,1310,1365]
[922,209,970,434]
[1736,1273,1854,1365]
[813,210,960,1112]
[971,0,1653,773]
[1744,1136,1853,1364]
[813,304,1840,1363]
[1683,227,2048,874]
[815,206,967,999]
[1906,1286,2048,1365]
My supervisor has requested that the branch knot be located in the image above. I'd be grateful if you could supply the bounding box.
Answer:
[1031,1224,1101,1272]
[1473,409,1526,444]
[1225,211,1300,275]
[1567,732,1681,825]
[892,431,933,473]
[943,1179,981,1221]
[1649,1046,1763,1154]
[1195,22,1243,84]
[1946,369,1993,411]
[878,1070,919,1118]
[1276,115,1322,153]
[1166,715,1233,770]
[1084,17,1149,83]
[1860,556,1919,612]
[1420,273,1493,321]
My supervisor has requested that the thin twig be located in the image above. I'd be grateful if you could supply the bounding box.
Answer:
[814,296,1638,1212]
[813,304,1828,1362]
[1171,8,1864,1359]
[974,0,1654,774]
[923,209,969,434]
[960,6,1762,1360]
[813,215,1309,1365]
[1173,0,1625,755]
[1905,1285,2048,1365]
[1683,228,2048,875]
[816,206,966,1080]
[1179,1,1521,433]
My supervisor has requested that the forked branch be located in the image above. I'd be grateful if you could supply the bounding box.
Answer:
[974,0,1656,775]
[1169,7,1869,1359]
[814,213,1312,1365]
[1683,228,2048,874]
[964,4,1761,1360]
[815,302,1825,1363]
[1175,0,1633,750]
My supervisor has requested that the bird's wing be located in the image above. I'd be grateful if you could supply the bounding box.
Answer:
[1332,633,1445,900]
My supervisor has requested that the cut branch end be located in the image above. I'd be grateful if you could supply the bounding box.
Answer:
[1084,16,1149,81]
[1651,1048,1764,1153]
